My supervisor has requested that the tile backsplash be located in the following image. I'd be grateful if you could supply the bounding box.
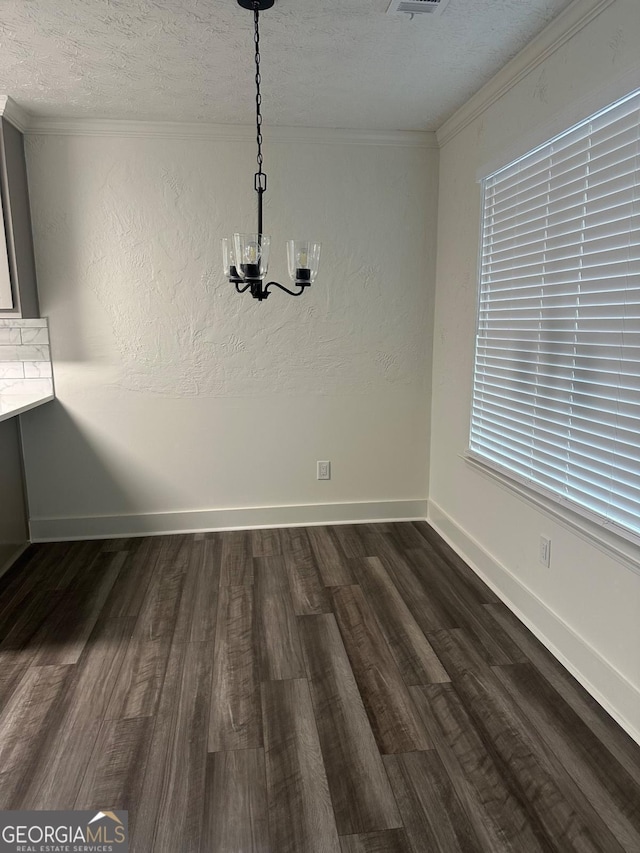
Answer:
[0,319,54,397]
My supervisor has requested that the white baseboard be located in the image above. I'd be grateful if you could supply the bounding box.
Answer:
[428,499,640,747]
[29,499,428,542]
[0,542,29,580]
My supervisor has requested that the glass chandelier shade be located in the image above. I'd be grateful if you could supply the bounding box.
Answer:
[223,0,321,301]
[287,240,321,284]
[222,237,239,280]
[233,234,271,281]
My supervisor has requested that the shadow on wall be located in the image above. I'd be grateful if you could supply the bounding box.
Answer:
[26,136,88,363]
[22,400,183,527]
[26,135,432,397]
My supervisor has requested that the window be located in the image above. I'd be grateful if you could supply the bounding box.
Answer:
[470,89,640,545]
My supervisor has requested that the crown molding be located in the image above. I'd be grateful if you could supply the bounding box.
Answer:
[436,0,616,148]
[0,96,30,132]
[23,117,438,148]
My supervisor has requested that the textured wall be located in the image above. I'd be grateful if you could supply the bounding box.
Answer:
[21,132,437,526]
[431,0,640,735]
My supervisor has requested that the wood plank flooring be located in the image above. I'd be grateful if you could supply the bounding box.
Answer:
[0,522,639,852]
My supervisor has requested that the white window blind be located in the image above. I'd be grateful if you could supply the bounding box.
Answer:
[470,88,640,544]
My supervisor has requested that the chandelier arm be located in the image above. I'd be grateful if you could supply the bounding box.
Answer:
[263,281,309,297]
[235,280,253,294]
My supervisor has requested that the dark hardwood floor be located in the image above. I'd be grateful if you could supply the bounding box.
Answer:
[0,521,639,852]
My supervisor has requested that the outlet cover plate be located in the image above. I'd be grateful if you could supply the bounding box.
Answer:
[539,536,551,567]
[317,461,331,480]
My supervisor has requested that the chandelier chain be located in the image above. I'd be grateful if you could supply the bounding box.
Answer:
[225,0,320,300]
[253,3,265,182]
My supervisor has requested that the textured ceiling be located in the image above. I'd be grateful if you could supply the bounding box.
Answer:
[0,0,574,131]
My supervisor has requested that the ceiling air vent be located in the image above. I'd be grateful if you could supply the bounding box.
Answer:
[386,0,451,15]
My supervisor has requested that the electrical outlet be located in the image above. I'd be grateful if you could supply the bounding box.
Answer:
[317,460,331,480]
[539,536,551,567]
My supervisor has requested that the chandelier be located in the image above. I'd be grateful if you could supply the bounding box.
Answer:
[222,0,321,301]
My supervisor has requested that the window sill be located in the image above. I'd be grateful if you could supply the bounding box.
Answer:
[461,451,640,577]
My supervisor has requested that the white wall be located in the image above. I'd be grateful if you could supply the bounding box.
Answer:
[21,130,438,537]
[430,0,640,740]
[0,417,28,571]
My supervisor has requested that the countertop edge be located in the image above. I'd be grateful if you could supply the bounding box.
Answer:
[0,394,55,423]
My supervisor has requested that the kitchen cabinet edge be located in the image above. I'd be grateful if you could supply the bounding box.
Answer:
[0,116,40,318]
